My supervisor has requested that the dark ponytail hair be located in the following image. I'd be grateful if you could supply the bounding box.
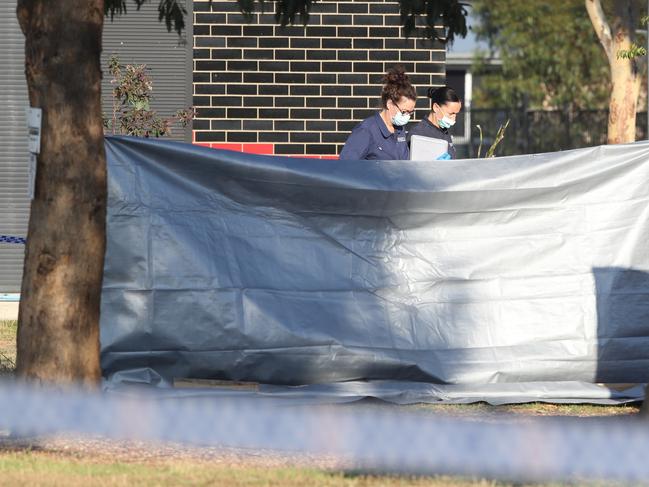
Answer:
[381,65,417,108]
[427,86,461,108]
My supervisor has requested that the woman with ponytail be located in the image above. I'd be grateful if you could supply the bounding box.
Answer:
[339,65,416,160]
[409,86,462,159]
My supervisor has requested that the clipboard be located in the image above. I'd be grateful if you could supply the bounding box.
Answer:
[409,134,449,161]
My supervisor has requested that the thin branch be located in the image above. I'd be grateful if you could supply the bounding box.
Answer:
[585,0,613,60]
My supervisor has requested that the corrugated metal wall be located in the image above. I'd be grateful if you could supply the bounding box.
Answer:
[0,3,29,293]
[101,1,193,142]
[0,4,192,293]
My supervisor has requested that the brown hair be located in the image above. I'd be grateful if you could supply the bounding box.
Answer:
[380,65,417,108]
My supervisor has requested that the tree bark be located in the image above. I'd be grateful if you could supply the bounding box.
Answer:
[16,0,106,386]
[586,0,643,144]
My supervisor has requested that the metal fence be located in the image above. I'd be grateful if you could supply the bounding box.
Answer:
[454,109,649,158]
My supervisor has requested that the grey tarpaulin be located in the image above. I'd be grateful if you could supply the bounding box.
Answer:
[101,136,649,403]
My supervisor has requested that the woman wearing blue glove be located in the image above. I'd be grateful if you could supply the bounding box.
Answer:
[339,65,416,160]
[408,86,462,160]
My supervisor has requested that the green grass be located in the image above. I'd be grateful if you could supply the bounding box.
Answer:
[0,451,619,487]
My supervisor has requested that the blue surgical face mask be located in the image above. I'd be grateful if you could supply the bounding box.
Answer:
[392,110,411,127]
[439,115,455,129]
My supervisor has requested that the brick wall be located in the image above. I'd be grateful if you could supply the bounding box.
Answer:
[193,0,446,157]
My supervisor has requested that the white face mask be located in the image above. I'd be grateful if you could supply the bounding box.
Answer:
[392,110,411,127]
[435,105,456,129]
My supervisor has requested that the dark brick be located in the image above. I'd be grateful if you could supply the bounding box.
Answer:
[369,50,400,61]
[307,49,337,60]
[196,37,228,48]
[401,50,431,61]
[354,62,385,73]
[194,83,227,95]
[291,85,321,96]
[259,61,290,71]
[338,50,368,61]
[409,74,435,85]
[197,108,226,118]
[338,3,368,13]
[275,25,308,36]
[259,132,289,142]
[290,37,320,48]
[195,60,226,71]
[385,38,415,49]
[322,132,348,143]
[291,61,321,72]
[243,120,274,131]
[384,15,402,26]
[243,26,273,36]
[311,2,337,13]
[212,96,243,107]
[369,3,398,14]
[275,97,306,107]
[201,2,243,12]
[338,97,367,108]
[323,109,350,119]
[337,120,358,132]
[227,60,258,71]
[244,72,274,83]
[322,61,352,72]
[211,120,242,130]
[228,37,258,47]
[194,131,226,142]
[416,62,445,74]
[194,72,210,82]
[227,107,258,118]
[228,132,258,142]
[227,84,258,95]
[353,85,379,97]
[276,73,306,84]
[370,27,399,37]
[307,73,337,84]
[275,144,306,155]
[193,25,210,35]
[260,108,290,118]
[353,109,375,119]
[193,119,210,130]
[259,37,289,48]
[338,26,368,37]
[276,120,306,131]
[306,120,337,131]
[306,144,337,155]
[260,84,289,95]
[353,38,383,49]
[290,108,321,119]
[306,97,337,108]
[192,96,211,106]
[306,26,337,37]
[353,15,385,26]
[291,132,320,143]
[210,25,242,36]
[322,85,351,96]
[226,13,252,24]
[212,72,242,83]
[211,49,242,59]
[431,50,446,62]
[193,49,211,59]
[338,73,369,86]
[193,2,213,12]
[321,14,352,25]
[243,49,274,59]
[195,13,227,24]
[416,38,444,50]
[275,49,306,60]
[243,96,275,107]
[323,38,352,49]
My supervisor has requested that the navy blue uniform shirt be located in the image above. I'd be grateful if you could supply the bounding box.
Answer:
[339,112,409,160]
[407,116,457,159]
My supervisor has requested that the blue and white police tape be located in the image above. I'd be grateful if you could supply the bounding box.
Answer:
[0,235,26,245]
[0,380,647,483]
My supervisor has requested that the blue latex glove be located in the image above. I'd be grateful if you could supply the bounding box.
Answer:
[436,152,452,160]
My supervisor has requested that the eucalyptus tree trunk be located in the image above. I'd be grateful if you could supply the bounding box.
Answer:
[15,0,106,386]
[586,0,644,144]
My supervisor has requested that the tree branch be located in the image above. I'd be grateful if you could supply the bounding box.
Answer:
[585,0,613,60]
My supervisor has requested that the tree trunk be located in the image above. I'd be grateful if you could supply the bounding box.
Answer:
[16,0,106,386]
[586,0,643,144]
